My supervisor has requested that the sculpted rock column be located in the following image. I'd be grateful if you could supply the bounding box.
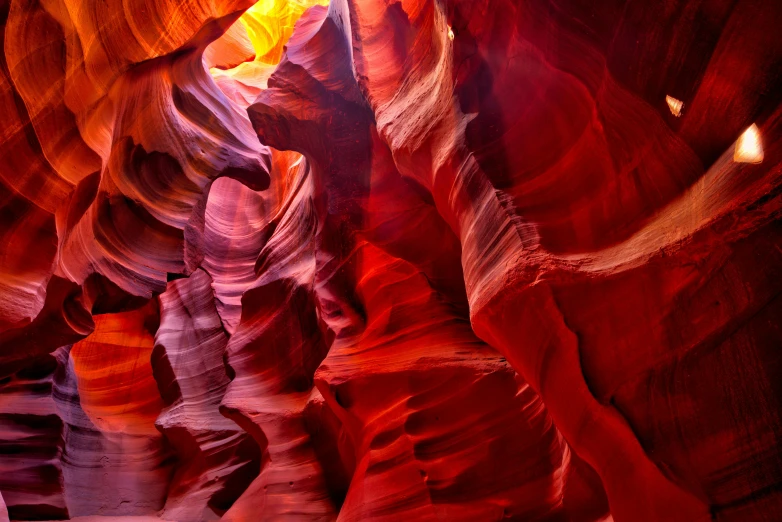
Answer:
[345,0,782,519]
[245,4,607,520]
[62,301,173,516]
[220,154,339,520]
[0,354,67,520]
[154,269,261,521]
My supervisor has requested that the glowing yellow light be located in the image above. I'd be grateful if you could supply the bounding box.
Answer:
[734,124,764,164]
[666,95,683,117]
[447,25,454,41]
[240,0,329,65]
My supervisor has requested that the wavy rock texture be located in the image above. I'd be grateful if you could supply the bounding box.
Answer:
[1,0,262,329]
[0,0,781,520]
[219,154,340,520]
[0,354,67,520]
[61,302,173,516]
[346,1,782,520]
[244,7,606,520]
[154,269,261,520]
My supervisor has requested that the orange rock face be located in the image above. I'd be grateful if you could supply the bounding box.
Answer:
[1,0,781,520]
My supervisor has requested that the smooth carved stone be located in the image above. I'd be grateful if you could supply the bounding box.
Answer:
[0,0,781,520]
[0,0,260,334]
[154,269,261,521]
[201,158,296,335]
[62,302,174,516]
[221,157,339,521]
[0,354,67,520]
[245,5,602,520]
[347,0,782,519]
[58,42,271,301]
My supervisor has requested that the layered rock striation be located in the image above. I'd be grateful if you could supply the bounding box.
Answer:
[0,0,781,520]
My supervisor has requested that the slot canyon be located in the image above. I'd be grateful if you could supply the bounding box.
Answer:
[0,0,781,520]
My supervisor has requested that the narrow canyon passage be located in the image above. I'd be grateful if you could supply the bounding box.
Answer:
[0,0,781,521]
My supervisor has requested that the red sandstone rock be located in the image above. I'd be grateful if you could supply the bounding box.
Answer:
[63,302,173,516]
[220,155,338,520]
[0,493,8,522]
[0,354,67,520]
[346,0,782,519]
[0,0,781,520]
[154,269,261,521]
[244,6,607,519]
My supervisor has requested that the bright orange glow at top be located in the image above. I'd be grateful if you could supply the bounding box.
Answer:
[665,95,683,117]
[240,0,329,65]
[734,123,764,164]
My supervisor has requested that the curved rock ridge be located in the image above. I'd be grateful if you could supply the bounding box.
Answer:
[344,0,782,519]
[220,153,341,520]
[201,150,300,334]
[0,354,67,520]
[57,38,271,300]
[313,240,570,521]
[1,0,269,323]
[244,5,609,520]
[0,1,65,334]
[0,0,781,520]
[154,269,261,521]
[0,0,274,381]
[0,276,93,379]
[63,301,173,516]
